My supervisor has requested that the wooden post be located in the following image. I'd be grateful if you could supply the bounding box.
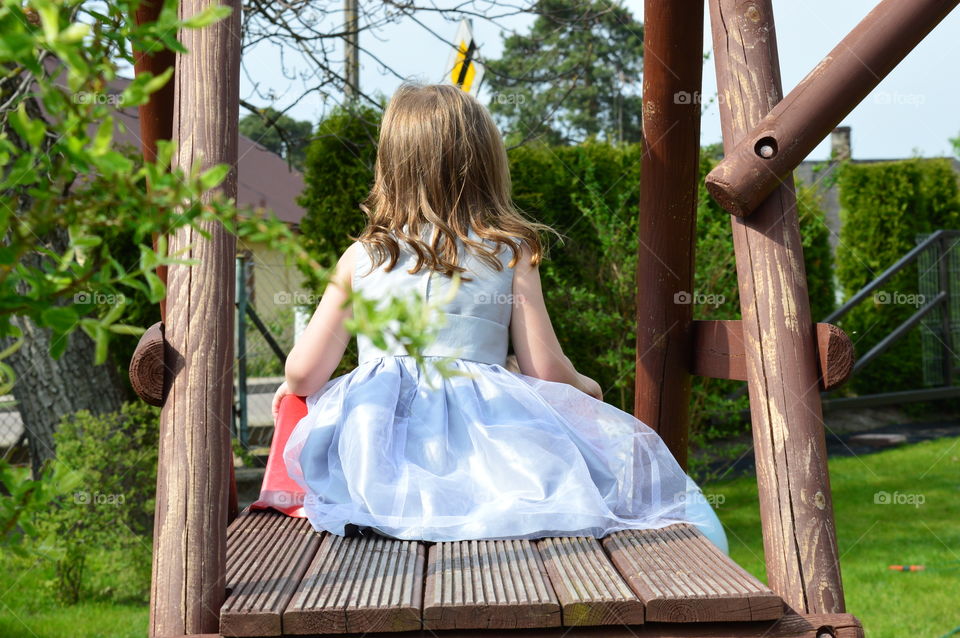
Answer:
[633,0,704,469]
[708,0,846,614]
[706,0,959,217]
[148,0,241,634]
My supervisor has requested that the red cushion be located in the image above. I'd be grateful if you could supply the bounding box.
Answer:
[249,393,308,517]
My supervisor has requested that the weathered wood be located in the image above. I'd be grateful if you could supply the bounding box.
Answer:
[220,510,323,637]
[706,0,960,217]
[708,0,845,614]
[283,533,424,634]
[128,321,168,406]
[603,525,783,622]
[147,0,242,634]
[423,539,561,630]
[691,321,854,391]
[535,535,644,626]
[633,0,705,469]
[225,612,862,637]
[815,323,854,392]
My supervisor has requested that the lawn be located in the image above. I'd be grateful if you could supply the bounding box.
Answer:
[2,436,958,638]
[706,435,960,638]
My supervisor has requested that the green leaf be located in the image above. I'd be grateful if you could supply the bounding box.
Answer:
[199,163,230,190]
[182,3,233,29]
[41,305,79,334]
[10,103,45,149]
[91,116,113,155]
[36,0,61,43]
[57,22,89,44]
[145,271,166,303]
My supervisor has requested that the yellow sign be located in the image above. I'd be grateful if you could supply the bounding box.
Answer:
[450,39,477,93]
[445,20,484,96]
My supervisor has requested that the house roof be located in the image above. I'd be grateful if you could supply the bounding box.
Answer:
[39,55,308,227]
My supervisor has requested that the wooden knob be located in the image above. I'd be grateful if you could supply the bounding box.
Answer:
[129,321,168,407]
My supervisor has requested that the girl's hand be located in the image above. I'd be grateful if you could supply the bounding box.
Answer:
[576,373,603,401]
[272,381,294,423]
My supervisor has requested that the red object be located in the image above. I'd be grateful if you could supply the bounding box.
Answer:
[249,394,309,517]
[888,565,926,572]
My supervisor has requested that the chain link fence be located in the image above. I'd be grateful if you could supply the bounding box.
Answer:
[0,394,25,460]
[233,247,313,454]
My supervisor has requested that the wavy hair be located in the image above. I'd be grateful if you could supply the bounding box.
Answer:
[356,81,556,276]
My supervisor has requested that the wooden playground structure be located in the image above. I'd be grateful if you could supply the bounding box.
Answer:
[127,0,959,636]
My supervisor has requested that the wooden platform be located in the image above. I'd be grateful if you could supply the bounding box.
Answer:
[218,508,823,637]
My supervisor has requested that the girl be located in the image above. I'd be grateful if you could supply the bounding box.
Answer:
[273,81,728,551]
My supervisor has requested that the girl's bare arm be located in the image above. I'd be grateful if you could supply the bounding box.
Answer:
[284,242,360,396]
[509,245,602,399]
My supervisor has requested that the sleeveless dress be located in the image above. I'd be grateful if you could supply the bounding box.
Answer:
[282,230,729,552]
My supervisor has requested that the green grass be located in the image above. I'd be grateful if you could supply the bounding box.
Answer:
[2,436,959,638]
[705,435,960,638]
[0,550,149,638]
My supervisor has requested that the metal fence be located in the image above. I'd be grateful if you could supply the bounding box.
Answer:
[822,229,960,411]
[0,395,24,460]
[232,250,310,452]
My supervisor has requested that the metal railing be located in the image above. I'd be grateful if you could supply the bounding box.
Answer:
[821,229,960,412]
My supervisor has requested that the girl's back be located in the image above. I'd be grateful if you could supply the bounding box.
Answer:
[352,227,515,367]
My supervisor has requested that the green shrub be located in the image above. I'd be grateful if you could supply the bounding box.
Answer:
[32,401,160,604]
[834,158,960,396]
[297,103,382,290]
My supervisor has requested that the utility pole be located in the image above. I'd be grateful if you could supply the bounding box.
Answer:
[344,0,359,100]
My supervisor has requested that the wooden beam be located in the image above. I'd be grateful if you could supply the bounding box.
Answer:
[148,0,242,634]
[706,0,960,217]
[708,0,846,615]
[691,320,854,391]
[157,612,862,637]
[634,0,705,470]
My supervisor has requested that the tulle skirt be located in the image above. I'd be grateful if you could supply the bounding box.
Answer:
[283,356,728,552]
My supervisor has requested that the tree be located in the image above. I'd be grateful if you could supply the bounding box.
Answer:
[484,0,644,146]
[239,107,313,170]
[0,0,328,477]
[296,103,381,291]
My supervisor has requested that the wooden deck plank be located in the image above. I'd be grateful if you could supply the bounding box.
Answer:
[221,509,323,637]
[603,524,784,622]
[536,535,645,626]
[282,533,424,634]
[424,539,561,630]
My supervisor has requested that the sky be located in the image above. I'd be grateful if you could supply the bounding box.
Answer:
[224,1,960,161]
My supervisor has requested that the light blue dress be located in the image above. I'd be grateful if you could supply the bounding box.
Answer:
[283,229,729,553]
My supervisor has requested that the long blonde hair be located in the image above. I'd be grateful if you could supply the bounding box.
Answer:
[357,81,555,276]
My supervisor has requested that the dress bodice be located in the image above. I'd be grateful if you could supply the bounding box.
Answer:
[352,228,516,366]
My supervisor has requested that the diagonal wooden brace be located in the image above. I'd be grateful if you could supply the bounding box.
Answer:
[706,0,960,217]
